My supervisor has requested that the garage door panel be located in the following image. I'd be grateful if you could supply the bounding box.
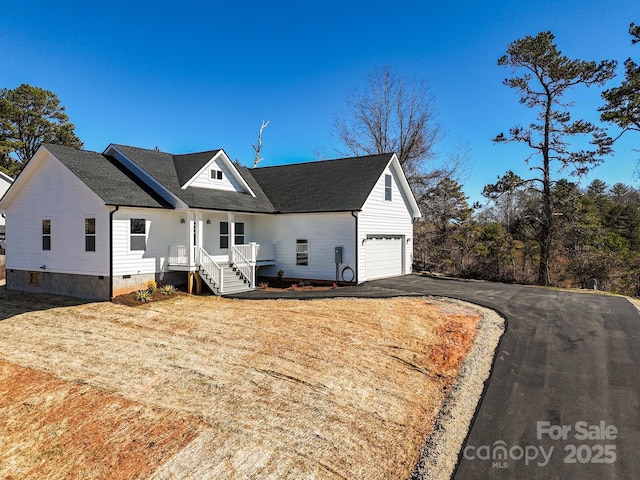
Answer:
[365,236,403,280]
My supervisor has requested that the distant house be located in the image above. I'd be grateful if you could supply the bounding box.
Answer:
[0,144,421,300]
[0,171,13,252]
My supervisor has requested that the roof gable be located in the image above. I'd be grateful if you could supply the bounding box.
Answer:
[109,144,273,213]
[173,150,222,186]
[249,153,396,213]
[0,144,171,210]
[178,150,256,196]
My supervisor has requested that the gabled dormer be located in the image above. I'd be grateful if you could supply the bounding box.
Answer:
[177,150,256,196]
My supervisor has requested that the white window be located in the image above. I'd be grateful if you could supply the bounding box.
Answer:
[385,174,392,201]
[235,222,245,245]
[130,218,146,250]
[296,239,309,266]
[85,218,96,252]
[220,221,228,249]
[42,219,51,251]
[220,222,245,248]
[211,169,223,180]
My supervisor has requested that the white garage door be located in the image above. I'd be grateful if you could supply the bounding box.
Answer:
[365,236,403,280]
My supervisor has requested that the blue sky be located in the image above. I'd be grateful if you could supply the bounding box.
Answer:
[1,0,638,203]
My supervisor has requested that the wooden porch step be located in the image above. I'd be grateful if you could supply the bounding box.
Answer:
[198,265,253,295]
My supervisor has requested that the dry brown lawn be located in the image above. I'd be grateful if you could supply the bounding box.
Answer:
[0,287,481,479]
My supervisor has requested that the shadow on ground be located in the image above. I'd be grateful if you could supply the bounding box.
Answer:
[0,285,90,322]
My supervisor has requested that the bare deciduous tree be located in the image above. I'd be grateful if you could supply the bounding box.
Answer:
[252,120,270,168]
[333,66,444,188]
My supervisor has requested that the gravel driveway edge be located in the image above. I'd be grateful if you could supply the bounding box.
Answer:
[410,299,506,480]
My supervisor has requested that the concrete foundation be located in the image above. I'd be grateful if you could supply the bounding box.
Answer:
[7,269,111,301]
[6,269,187,301]
[112,271,186,297]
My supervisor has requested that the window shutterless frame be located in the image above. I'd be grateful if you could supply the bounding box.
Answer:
[296,239,309,266]
[130,218,146,250]
[42,219,51,251]
[234,222,245,245]
[85,218,96,252]
[220,221,229,249]
[385,174,392,201]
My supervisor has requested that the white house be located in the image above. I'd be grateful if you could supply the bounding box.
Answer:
[0,143,422,300]
[0,171,13,252]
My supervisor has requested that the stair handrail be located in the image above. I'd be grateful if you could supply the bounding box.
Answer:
[231,245,254,287]
[197,246,223,292]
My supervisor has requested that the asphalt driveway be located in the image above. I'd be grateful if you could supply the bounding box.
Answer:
[233,274,640,479]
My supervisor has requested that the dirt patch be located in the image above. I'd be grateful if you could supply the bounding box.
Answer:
[0,360,199,480]
[255,277,352,292]
[0,290,485,479]
[112,289,188,307]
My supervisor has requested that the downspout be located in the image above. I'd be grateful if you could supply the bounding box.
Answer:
[351,210,358,284]
[109,206,119,300]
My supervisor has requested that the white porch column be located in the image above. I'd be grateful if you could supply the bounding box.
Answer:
[188,211,196,268]
[196,212,203,251]
[228,212,235,264]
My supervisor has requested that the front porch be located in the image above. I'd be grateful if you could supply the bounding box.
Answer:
[168,242,276,270]
[168,243,275,295]
[162,212,276,294]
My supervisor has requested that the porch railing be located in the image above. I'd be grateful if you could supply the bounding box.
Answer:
[196,246,223,291]
[233,242,275,263]
[234,244,254,262]
[169,245,189,265]
[255,242,275,262]
[231,245,254,287]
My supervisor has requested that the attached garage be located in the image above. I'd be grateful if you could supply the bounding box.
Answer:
[364,235,404,280]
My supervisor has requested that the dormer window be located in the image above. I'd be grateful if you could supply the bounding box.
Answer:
[211,169,223,180]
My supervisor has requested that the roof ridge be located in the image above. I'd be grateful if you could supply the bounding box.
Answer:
[111,143,175,156]
[251,152,394,172]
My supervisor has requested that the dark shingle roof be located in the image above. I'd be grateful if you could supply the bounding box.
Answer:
[45,144,395,214]
[113,145,275,213]
[44,144,172,208]
[173,150,222,186]
[248,153,394,213]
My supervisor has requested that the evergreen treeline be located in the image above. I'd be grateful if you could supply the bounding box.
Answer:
[414,178,640,295]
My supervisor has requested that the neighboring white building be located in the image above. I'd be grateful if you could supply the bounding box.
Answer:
[0,171,13,252]
[0,143,421,300]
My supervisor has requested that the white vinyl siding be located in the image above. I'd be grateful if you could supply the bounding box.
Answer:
[254,212,356,281]
[112,208,186,276]
[358,162,414,282]
[189,158,245,192]
[3,151,110,276]
[0,174,12,228]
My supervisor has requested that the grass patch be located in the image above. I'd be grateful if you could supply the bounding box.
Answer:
[0,290,481,479]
